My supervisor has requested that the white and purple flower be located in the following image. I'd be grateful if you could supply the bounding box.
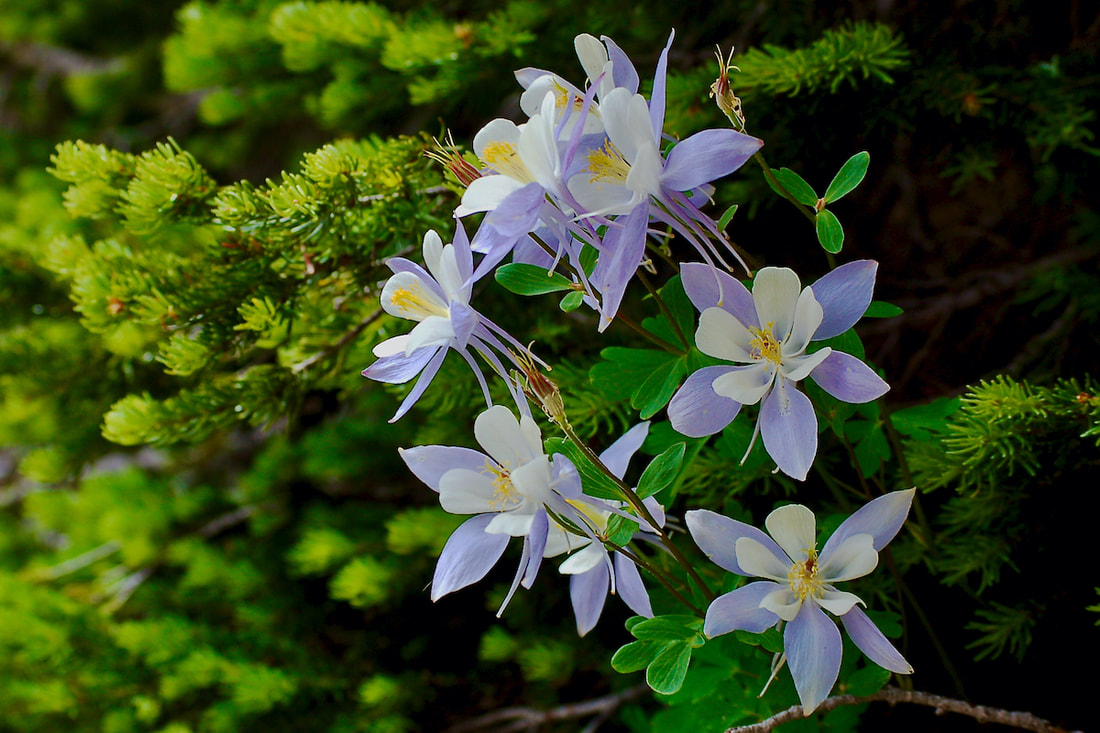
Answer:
[668,261,889,480]
[686,489,915,714]
[361,225,530,421]
[399,405,589,615]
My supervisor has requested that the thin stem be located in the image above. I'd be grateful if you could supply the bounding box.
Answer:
[725,687,1078,733]
[560,423,715,603]
[615,310,686,354]
[753,152,816,225]
[614,544,706,617]
[637,270,691,350]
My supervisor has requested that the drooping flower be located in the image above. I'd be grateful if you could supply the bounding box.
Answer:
[686,489,915,714]
[668,261,888,480]
[361,225,530,421]
[399,405,587,615]
[542,421,661,635]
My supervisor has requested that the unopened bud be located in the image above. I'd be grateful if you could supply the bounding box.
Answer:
[710,46,746,131]
[425,132,483,188]
[513,348,568,427]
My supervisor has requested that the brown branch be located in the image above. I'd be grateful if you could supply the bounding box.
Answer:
[444,685,649,733]
[725,687,1082,733]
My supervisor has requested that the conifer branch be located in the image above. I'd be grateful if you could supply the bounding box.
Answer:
[724,687,1082,733]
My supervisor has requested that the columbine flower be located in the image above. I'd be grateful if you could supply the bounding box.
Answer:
[542,422,661,635]
[686,489,915,714]
[668,261,889,480]
[565,32,763,329]
[399,405,586,615]
[361,225,530,421]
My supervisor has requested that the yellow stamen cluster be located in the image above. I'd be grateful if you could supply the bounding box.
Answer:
[551,80,585,111]
[749,323,782,364]
[586,140,631,184]
[389,281,447,320]
[787,549,822,602]
[481,141,532,182]
[486,461,521,511]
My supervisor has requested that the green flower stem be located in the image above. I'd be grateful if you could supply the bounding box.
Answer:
[560,422,716,603]
[753,152,817,225]
[637,270,691,350]
[612,543,706,617]
[615,311,686,355]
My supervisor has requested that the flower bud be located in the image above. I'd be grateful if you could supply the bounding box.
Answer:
[513,348,568,428]
[425,133,482,188]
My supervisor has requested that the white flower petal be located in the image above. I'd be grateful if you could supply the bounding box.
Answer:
[712,363,775,406]
[817,588,864,616]
[485,511,535,536]
[404,316,454,355]
[781,348,832,383]
[509,457,553,504]
[474,406,536,469]
[438,468,498,514]
[765,504,817,563]
[372,334,410,358]
[819,533,878,582]
[735,536,792,581]
[559,543,606,575]
[381,272,449,322]
[760,586,802,622]
[460,175,527,214]
[696,307,755,362]
[752,267,802,342]
[784,287,824,356]
[473,118,522,159]
[422,230,444,276]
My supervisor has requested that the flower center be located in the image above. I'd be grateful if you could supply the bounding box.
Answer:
[787,549,822,602]
[585,140,631,184]
[485,461,522,511]
[388,280,449,321]
[480,140,535,183]
[749,323,782,365]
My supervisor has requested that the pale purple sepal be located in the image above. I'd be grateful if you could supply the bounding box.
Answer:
[662,130,763,192]
[601,36,639,94]
[704,581,782,637]
[570,565,609,637]
[680,263,758,329]
[390,347,447,422]
[809,351,889,404]
[399,445,487,492]
[820,489,914,559]
[431,514,510,601]
[759,376,817,481]
[514,66,549,88]
[522,510,549,588]
[449,302,477,349]
[841,605,913,674]
[668,366,741,437]
[614,553,652,618]
[648,30,674,140]
[599,421,649,479]
[811,260,877,340]
[685,509,789,576]
[551,454,583,498]
[786,600,843,714]
[361,345,439,384]
[593,203,648,331]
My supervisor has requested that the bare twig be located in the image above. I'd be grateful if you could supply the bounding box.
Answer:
[444,685,649,733]
[725,687,1082,733]
[291,308,383,373]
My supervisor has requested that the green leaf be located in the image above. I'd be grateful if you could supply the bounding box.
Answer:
[559,290,584,312]
[591,347,676,403]
[641,275,694,348]
[767,168,817,206]
[845,664,891,695]
[864,300,903,318]
[605,513,638,546]
[579,243,598,277]
[544,438,622,501]
[889,396,961,442]
[646,643,693,695]
[612,640,669,674]
[637,442,686,499]
[632,356,688,420]
[717,204,738,230]
[494,263,573,295]
[816,209,844,253]
[630,615,704,643]
[824,151,870,203]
